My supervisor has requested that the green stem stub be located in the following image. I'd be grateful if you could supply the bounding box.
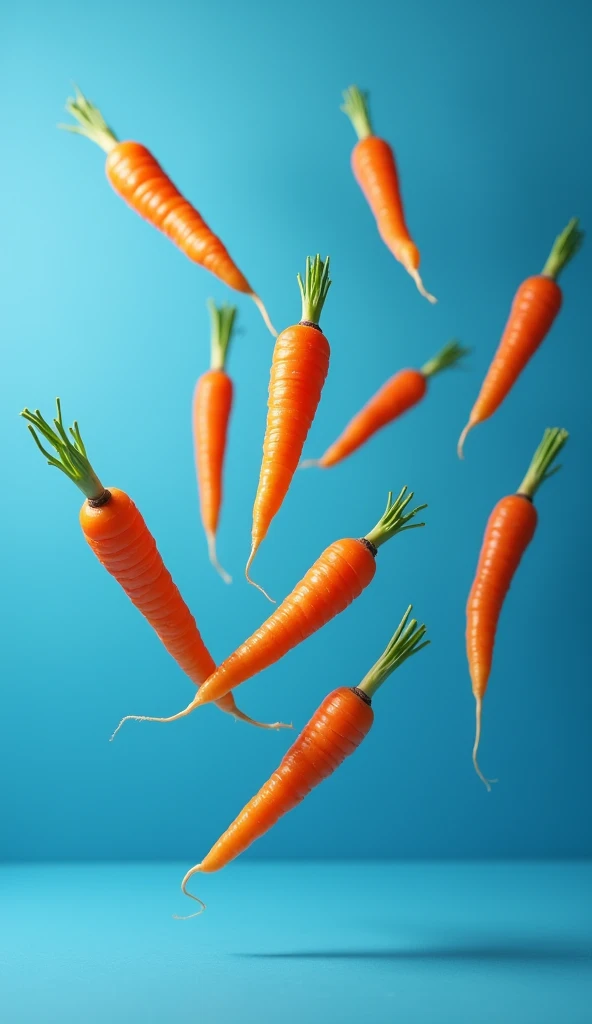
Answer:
[365,487,427,550]
[420,340,470,379]
[341,86,373,141]
[297,255,331,326]
[517,427,568,500]
[541,218,584,280]
[58,85,119,154]
[358,606,429,700]
[21,400,106,502]
[208,299,237,371]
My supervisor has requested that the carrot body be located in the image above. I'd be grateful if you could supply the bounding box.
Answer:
[200,687,373,871]
[193,371,233,562]
[466,495,537,699]
[319,369,425,468]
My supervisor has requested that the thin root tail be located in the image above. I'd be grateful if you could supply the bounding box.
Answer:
[251,293,278,338]
[207,531,232,584]
[109,700,200,741]
[233,708,293,731]
[173,864,206,920]
[299,459,321,470]
[408,266,437,304]
[472,696,497,792]
[245,545,276,604]
[457,422,473,459]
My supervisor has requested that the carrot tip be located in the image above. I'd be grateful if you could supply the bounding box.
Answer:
[206,531,232,584]
[299,459,321,470]
[174,866,206,919]
[473,696,497,792]
[250,293,278,338]
[245,546,276,603]
[457,422,473,459]
[408,266,437,304]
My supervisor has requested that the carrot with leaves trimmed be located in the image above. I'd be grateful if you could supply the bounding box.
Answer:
[458,220,583,456]
[59,87,276,336]
[303,341,468,469]
[21,401,287,731]
[194,301,236,583]
[111,487,426,737]
[174,606,429,916]
[467,428,568,789]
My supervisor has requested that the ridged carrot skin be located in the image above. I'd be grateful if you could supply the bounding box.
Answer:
[305,341,468,469]
[60,88,276,335]
[458,220,583,456]
[22,403,285,731]
[467,428,568,789]
[246,256,332,597]
[343,87,435,303]
[176,607,429,914]
[112,489,426,737]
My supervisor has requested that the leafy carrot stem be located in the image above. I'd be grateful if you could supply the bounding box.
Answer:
[21,400,106,501]
[58,86,118,153]
[297,255,331,326]
[517,427,569,499]
[341,86,373,141]
[421,340,470,379]
[365,487,427,549]
[541,219,584,280]
[208,300,237,371]
[358,606,429,698]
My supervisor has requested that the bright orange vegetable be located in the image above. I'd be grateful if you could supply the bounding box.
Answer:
[458,220,583,456]
[302,341,468,469]
[467,428,568,789]
[175,606,429,916]
[111,488,426,736]
[194,301,236,583]
[246,255,332,599]
[60,88,276,336]
[342,86,435,303]
[22,402,287,732]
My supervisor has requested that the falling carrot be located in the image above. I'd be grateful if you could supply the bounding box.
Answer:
[246,255,332,599]
[467,427,568,789]
[302,340,468,469]
[342,86,435,303]
[111,487,426,737]
[194,300,237,583]
[458,220,583,456]
[174,606,429,916]
[21,401,287,732]
[59,87,276,336]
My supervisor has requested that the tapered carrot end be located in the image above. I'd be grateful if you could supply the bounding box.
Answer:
[173,865,206,920]
[299,459,321,470]
[250,293,278,338]
[457,421,473,459]
[245,544,276,603]
[408,267,437,304]
[473,696,497,792]
[232,705,293,731]
[206,531,232,584]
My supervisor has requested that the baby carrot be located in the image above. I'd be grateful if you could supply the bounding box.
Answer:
[302,341,468,469]
[246,255,332,599]
[342,86,435,303]
[111,487,426,736]
[194,301,236,583]
[458,220,583,456]
[467,428,568,788]
[21,401,287,731]
[59,87,276,335]
[175,606,429,916]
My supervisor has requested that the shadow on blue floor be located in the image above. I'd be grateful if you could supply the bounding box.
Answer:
[240,938,592,964]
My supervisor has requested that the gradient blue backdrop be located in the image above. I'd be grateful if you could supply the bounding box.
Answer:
[1,0,590,863]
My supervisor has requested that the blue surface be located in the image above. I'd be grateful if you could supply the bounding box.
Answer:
[1,862,591,1023]
[1,0,592,864]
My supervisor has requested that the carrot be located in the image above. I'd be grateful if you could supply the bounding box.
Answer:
[342,86,435,304]
[302,340,468,469]
[59,87,276,336]
[467,427,568,789]
[21,401,287,732]
[111,487,426,737]
[174,606,429,916]
[458,220,583,457]
[246,255,332,599]
[194,300,237,583]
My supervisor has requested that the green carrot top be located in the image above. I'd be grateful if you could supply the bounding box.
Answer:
[297,255,331,326]
[517,427,568,500]
[358,606,429,699]
[541,219,584,281]
[21,399,106,502]
[208,299,237,371]
[365,487,427,550]
[59,86,119,154]
[420,340,470,379]
[341,86,373,141]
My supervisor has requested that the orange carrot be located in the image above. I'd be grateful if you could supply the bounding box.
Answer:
[175,606,429,916]
[59,87,276,336]
[303,341,468,469]
[342,86,435,303]
[111,487,426,737]
[194,301,236,583]
[467,428,568,789]
[246,255,332,599]
[458,220,583,456]
[21,401,287,732]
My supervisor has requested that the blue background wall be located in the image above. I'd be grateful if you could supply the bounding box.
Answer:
[1,0,590,861]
